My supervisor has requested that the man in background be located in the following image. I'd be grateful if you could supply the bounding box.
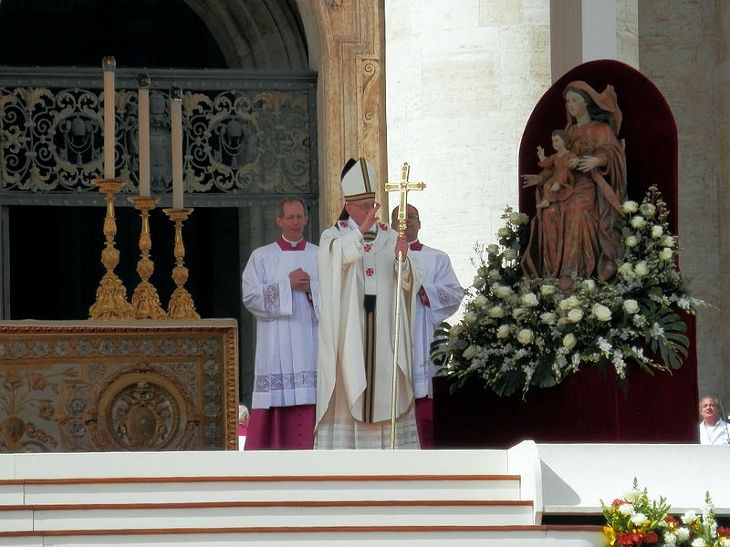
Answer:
[391,204,463,448]
[699,395,730,445]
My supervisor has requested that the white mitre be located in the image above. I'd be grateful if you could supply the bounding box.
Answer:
[341,157,377,202]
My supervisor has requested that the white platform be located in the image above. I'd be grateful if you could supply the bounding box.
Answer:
[0,443,723,546]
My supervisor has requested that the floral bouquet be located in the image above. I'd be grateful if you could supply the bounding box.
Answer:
[431,185,703,397]
[602,479,730,546]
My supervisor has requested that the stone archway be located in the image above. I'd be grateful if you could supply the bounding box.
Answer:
[295,0,389,226]
[181,0,389,226]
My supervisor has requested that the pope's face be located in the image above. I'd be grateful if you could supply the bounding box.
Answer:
[345,199,376,227]
[275,201,307,241]
[565,90,587,119]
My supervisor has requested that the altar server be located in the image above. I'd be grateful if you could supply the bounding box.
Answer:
[391,204,464,448]
[242,198,319,449]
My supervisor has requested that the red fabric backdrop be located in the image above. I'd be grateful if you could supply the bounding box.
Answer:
[434,60,698,448]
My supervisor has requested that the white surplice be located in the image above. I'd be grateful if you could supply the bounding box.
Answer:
[409,242,464,398]
[315,218,420,449]
[242,239,319,409]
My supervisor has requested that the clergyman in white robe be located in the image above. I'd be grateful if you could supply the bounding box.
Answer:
[409,240,463,447]
[242,236,319,449]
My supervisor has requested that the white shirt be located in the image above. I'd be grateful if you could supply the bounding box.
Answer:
[699,418,730,445]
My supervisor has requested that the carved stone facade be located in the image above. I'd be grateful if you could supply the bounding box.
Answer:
[296,0,388,225]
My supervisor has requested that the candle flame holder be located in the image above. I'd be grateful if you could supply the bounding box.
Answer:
[89,178,134,320]
[129,196,166,319]
[164,207,200,320]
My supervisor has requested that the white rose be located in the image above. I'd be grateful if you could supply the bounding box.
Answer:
[567,308,583,323]
[517,328,534,345]
[509,212,529,225]
[559,295,580,310]
[681,511,697,525]
[651,225,663,238]
[540,284,556,296]
[691,539,707,547]
[462,345,479,360]
[592,303,612,322]
[623,299,639,314]
[486,244,499,255]
[496,324,511,339]
[581,279,596,291]
[473,275,485,289]
[630,513,647,526]
[563,333,577,349]
[624,235,638,247]
[640,202,656,217]
[497,227,511,238]
[659,248,673,261]
[622,200,639,213]
[512,307,527,319]
[503,249,517,261]
[488,305,504,318]
[630,215,646,229]
[663,532,677,545]
[488,269,502,281]
[662,235,675,248]
[618,503,635,516]
[473,295,488,309]
[521,292,539,307]
[677,528,690,541]
[618,262,634,278]
[463,311,478,325]
[540,312,556,325]
[493,285,512,299]
[634,261,649,277]
[448,324,462,338]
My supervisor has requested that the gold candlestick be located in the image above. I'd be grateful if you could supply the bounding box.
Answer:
[89,178,134,320]
[129,196,166,319]
[164,207,200,320]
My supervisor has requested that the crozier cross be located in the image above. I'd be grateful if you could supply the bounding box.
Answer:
[384,162,426,238]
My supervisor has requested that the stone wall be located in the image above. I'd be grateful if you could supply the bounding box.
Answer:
[638,0,726,403]
[384,0,551,289]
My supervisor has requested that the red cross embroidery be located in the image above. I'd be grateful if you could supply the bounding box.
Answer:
[338,221,348,228]
[365,267,375,277]
[363,243,372,252]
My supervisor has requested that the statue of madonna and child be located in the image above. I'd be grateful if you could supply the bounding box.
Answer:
[430,76,703,402]
[520,81,627,291]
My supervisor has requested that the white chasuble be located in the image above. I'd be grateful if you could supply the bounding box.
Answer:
[242,239,319,409]
[409,242,464,399]
[315,218,420,448]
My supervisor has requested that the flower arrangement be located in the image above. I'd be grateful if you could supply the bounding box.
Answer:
[431,185,703,397]
[602,479,730,546]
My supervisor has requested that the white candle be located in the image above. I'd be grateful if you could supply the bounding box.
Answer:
[102,56,116,179]
[170,88,183,209]
[138,75,150,197]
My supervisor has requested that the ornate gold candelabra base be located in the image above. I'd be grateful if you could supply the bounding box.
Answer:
[164,208,200,320]
[129,196,166,319]
[89,178,134,320]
